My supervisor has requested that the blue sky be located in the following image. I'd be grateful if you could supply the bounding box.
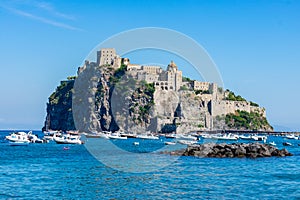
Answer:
[0,0,300,131]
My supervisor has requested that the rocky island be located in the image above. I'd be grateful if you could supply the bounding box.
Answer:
[163,143,292,158]
[43,48,273,133]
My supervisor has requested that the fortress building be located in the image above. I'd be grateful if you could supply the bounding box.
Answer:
[77,48,267,131]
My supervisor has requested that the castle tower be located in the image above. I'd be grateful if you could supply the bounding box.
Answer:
[97,48,121,68]
[166,61,182,91]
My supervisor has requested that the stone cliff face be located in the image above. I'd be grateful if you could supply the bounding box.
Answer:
[43,80,75,131]
[43,62,273,133]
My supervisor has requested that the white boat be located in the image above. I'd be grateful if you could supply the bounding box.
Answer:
[43,131,62,141]
[108,133,127,140]
[239,135,252,140]
[251,135,267,141]
[269,141,276,146]
[136,134,159,140]
[211,133,238,140]
[164,141,176,145]
[27,131,44,143]
[5,131,30,144]
[165,133,179,139]
[178,134,197,141]
[54,134,83,144]
[283,142,292,146]
[86,132,109,139]
[285,134,298,140]
[200,133,214,139]
[133,142,139,146]
[178,140,197,145]
[121,133,137,138]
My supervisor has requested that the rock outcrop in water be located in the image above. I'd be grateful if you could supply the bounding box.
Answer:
[166,143,292,158]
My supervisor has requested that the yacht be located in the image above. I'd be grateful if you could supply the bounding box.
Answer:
[54,134,83,144]
[285,134,298,140]
[164,141,177,145]
[251,135,267,141]
[178,140,197,145]
[43,131,62,141]
[5,131,30,144]
[165,133,179,139]
[211,133,239,140]
[121,132,137,138]
[200,133,214,139]
[178,134,198,141]
[85,132,109,139]
[239,135,252,140]
[28,131,44,143]
[136,134,159,140]
[108,133,127,140]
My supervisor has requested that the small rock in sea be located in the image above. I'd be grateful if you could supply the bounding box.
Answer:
[166,143,293,158]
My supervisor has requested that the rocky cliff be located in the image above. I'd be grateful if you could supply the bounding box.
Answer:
[43,61,273,133]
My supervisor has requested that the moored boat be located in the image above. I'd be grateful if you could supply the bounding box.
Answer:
[178,140,197,145]
[283,142,292,146]
[269,141,276,146]
[136,134,159,140]
[178,134,197,141]
[211,133,239,140]
[5,131,30,144]
[285,134,298,140]
[54,134,83,144]
[165,141,176,145]
[239,135,252,140]
[108,133,127,140]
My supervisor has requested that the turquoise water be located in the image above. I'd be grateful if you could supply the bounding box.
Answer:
[1,131,300,199]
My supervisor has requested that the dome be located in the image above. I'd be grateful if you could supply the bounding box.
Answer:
[167,60,178,71]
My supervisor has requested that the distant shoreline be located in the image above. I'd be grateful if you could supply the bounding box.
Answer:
[198,130,300,135]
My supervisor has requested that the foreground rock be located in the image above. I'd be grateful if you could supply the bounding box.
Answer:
[164,143,292,158]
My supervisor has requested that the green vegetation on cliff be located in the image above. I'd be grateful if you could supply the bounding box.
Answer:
[225,110,273,131]
[43,80,75,131]
[225,90,246,101]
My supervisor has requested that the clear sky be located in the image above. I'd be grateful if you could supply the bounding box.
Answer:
[0,0,299,131]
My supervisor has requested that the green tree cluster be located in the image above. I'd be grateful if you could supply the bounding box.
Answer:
[225,110,273,130]
[226,91,246,101]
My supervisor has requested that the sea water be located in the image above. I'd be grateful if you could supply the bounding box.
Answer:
[0,130,300,199]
